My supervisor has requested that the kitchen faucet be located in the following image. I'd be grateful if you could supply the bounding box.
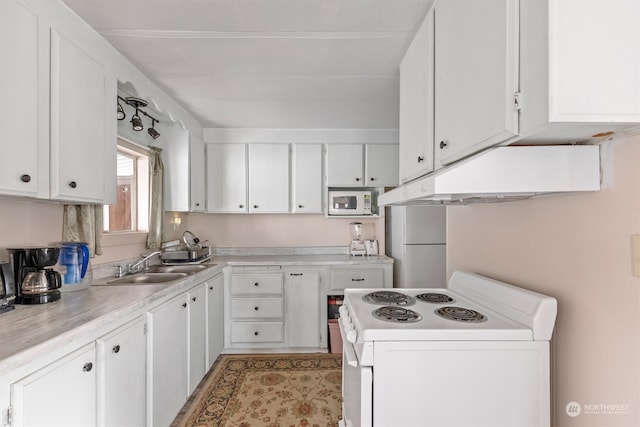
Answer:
[121,251,162,276]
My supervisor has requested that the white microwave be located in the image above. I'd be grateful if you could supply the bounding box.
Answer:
[328,190,372,216]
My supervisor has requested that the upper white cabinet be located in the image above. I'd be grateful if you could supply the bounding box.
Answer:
[365,144,399,187]
[189,133,206,212]
[206,143,248,213]
[50,29,111,203]
[434,0,519,168]
[162,128,206,212]
[519,0,640,134]
[0,0,41,198]
[292,144,323,213]
[398,8,435,184]
[248,143,290,213]
[327,144,398,187]
[326,144,364,186]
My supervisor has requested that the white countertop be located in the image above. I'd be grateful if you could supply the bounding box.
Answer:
[0,254,391,376]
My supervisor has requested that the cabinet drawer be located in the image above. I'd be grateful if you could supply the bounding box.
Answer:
[230,322,284,343]
[231,273,283,295]
[331,269,384,290]
[231,298,283,319]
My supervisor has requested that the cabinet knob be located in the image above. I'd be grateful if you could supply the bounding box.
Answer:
[195,202,200,207]
[355,177,360,182]
[254,331,259,336]
[239,204,244,209]
[182,302,187,308]
[298,204,304,209]
[82,362,93,372]
[370,177,375,182]
[254,282,259,287]
[439,141,448,149]
[417,156,424,163]
[68,181,77,189]
[253,205,259,209]
[351,278,365,282]
[209,286,213,290]
[254,306,259,311]
[20,174,31,183]
[192,297,197,302]
[112,345,120,354]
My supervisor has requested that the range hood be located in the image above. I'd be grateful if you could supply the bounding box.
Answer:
[378,145,600,206]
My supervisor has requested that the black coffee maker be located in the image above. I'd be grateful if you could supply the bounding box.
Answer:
[8,247,62,304]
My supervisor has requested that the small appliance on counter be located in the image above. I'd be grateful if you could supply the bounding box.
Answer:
[7,247,62,304]
[58,242,92,291]
[349,222,366,256]
[0,261,16,313]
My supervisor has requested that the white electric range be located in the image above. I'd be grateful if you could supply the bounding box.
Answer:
[338,271,557,427]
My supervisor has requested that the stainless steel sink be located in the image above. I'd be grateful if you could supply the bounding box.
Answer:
[145,264,215,274]
[106,272,188,285]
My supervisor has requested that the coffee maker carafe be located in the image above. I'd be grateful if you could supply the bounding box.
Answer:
[8,247,62,304]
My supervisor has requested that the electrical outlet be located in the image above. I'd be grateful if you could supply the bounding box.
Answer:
[632,235,640,277]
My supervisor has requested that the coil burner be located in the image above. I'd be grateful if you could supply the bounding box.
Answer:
[435,306,487,323]
[416,293,454,304]
[372,306,422,323]
[363,291,415,306]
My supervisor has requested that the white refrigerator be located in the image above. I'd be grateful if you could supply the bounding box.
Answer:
[386,205,446,288]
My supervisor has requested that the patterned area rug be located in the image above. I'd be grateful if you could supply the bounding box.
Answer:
[176,353,343,427]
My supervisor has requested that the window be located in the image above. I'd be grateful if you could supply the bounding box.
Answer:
[103,140,149,233]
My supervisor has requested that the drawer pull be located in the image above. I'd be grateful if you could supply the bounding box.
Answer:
[20,174,31,183]
[112,345,120,354]
[254,331,259,336]
[439,140,448,149]
[82,362,93,372]
[239,204,244,209]
[351,278,365,282]
[254,306,259,311]
[254,282,259,287]
[69,181,78,189]
[417,156,424,163]
[289,273,303,276]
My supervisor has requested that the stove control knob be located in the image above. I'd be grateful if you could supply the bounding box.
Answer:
[346,329,357,344]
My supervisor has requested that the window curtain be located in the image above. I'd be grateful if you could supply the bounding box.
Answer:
[147,146,164,249]
[62,205,103,257]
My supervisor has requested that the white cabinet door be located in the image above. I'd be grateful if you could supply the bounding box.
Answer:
[96,317,146,427]
[285,270,320,348]
[0,0,40,197]
[148,294,188,427]
[434,0,518,167]
[190,133,206,212]
[206,274,224,369]
[365,144,399,187]
[188,284,207,395]
[50,29,107,202]
[206,144,247,213]
[399,8,435,183]
[161,126,190,211]
[248,143,290,213]
[292,144,323,213]
[326,144,364,187]
[11,344,96,427]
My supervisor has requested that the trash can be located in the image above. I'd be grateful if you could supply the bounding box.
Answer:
[328,319,343,354]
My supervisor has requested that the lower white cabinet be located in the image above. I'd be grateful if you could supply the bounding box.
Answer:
[147,293,189,427]
[96,317,146,427]
[206,274,225,369]
[285,270,320,348]
[10,344,96,427]
[188,284,206,395]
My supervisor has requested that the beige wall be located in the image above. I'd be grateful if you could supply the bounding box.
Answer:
[447,135,640,427]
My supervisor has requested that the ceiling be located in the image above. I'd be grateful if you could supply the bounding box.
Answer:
[61,0,433,129]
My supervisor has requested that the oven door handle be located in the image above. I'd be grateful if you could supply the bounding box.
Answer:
[338,319,359,367]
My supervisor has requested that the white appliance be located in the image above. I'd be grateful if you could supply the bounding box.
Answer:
[386,205,446,288]
[378,145,600,206]
[338,271,557,427]
[328,190,372,216]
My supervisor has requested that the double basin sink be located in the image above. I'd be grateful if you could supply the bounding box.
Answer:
[106,264,215,285]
